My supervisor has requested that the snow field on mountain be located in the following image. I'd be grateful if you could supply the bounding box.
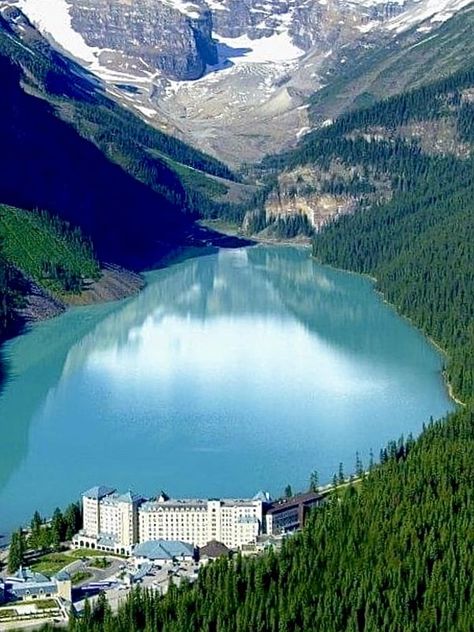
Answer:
[18,0,99,63]
[386,0,474,31]
[214,31,305,64]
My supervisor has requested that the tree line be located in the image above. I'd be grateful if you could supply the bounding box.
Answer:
[7,503,82,574]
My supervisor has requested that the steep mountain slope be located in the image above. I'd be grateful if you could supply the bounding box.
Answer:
[11,0,474,164]
[0,5,249,367]
[0,7,245,266]
[0,205,102,334]
[309,3,474,124]
[247,64,474,237]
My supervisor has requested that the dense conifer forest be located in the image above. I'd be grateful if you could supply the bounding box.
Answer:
[0,206,100,295]
[31,63,474,632]
[0,205,102,354]
[0,250,20,337]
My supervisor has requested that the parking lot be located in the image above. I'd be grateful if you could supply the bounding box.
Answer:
[74,558,200,613]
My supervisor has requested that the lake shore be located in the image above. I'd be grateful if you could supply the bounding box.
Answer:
[198,219,312,248]
[310,257,464,408]
[201,217,465,411]
[9,222,256,327]
[16,264,146,325]
[0,244,455,533]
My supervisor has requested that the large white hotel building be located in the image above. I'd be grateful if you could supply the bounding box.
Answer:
[73,486,271,554]
[73,486,324,555]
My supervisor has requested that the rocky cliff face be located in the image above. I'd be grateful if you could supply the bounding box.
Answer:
[260,160,392,233]
[209,0,408,49]
[68,0,217,80]
[12,0,474,164]
[210,0,292,39]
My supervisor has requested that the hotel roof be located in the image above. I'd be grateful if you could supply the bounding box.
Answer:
[100,490,147,507]
[117,491,147,504]
[82,485,116,500]
[97,533,119,547]
[266,491,323,515]
[198,540,230,559]
[140,497,263,511]
[133,540,194,561]
[10,567,49,584]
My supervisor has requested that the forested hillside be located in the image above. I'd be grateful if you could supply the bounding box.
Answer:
[0,205,102,339]
[308,4,474,125]
[38,64,474,632]
[0,10,242,267]
[0,250,20,337]
[0,206,100,295]
[251,64,474,236]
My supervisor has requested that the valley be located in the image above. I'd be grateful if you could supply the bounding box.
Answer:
[0,0,472,629]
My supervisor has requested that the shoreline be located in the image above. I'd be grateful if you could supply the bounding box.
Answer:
[311,256,464,408]
[0,234,463,537]
[5,223,462,411]
[198,219,312,248]
[0,223,255,350]
[201,217,462,408]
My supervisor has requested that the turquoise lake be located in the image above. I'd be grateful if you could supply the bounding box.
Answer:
[0,246,454,534]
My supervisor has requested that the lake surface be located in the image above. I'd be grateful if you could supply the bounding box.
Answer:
[0,246,454,533]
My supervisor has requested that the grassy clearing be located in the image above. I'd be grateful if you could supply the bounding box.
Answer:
[69,548,127,559]
[20,599,59,610]
[0,205,100,295]
[149,149,229,198]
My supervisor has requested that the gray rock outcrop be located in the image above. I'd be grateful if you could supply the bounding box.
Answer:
[68,0,218,80]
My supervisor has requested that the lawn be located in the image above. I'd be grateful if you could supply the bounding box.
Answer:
[69,548,127,559]
[20,599,58,610]
[0,608,17,619]
[30,552,72,575]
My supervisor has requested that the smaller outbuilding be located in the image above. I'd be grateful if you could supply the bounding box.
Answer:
[133,540,196,566]
[3,566,72,603]
[198,540,231,565]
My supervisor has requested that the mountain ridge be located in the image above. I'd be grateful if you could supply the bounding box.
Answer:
[9,0,474,164]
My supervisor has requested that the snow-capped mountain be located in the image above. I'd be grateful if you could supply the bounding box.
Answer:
[7,0,474,163]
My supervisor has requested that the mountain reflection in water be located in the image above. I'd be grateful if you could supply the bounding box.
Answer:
[0,246,454,532]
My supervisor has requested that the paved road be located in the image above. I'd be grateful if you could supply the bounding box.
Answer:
[64,556,125,587]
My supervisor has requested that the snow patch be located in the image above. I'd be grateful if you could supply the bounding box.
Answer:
[357,20,379,32]
[206,0,228,9]
[160,0,202,19]
[17,0,100,64]
[134,105,157,117]
[17,0,157,85]
[296,126,311,138]
[214,31,304,65]
[386,0,474,33]
[408,32,439,48]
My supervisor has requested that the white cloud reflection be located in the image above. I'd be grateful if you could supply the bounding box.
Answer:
[85,314,383,399]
